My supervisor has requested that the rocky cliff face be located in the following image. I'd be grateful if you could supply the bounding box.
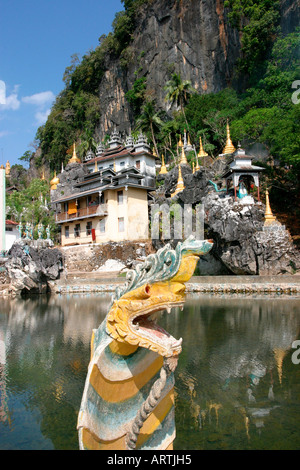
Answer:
[98,0,241,134]
[97,0,300,135]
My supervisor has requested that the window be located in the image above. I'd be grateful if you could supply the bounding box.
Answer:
[5,227,13,232]
[74,223,81,238]
[100,218,106,233]
[117,190,123,205]
[118,217,124,232]
[86,221,92,235]
[120,161,125,168]
[64,202,69,213]
[135,160,140,170]
[65,226,69,238]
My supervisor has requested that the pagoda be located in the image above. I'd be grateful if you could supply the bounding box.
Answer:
[222,146,264,201]
[68,143,81,164]
[171,165,185,197]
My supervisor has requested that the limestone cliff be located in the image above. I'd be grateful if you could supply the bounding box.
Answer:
[98,0,241,134]
[96,0,300,135]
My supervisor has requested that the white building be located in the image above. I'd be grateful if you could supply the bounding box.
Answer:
[5,220,20,250]
[84,130,158,189]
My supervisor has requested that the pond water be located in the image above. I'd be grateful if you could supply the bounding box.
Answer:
[0,293,299,450]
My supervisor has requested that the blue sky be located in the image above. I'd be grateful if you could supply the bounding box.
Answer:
[0,0,123,167]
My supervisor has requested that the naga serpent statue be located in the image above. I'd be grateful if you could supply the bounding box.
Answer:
[77,236,213,450]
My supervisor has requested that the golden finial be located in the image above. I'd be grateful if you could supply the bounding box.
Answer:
[41,169,45,180]
[50,171,60,190]
[179,146,188,165]
[171,165,185,197]
[264,189,277,226]
[113,159,116,172]
[152,147,157,158]
[223,120,236,155]
[192,162,195,174]
[187,134,191,146]
[159,154,168,174]
[68,142,81,164]
[94,160,98,172]
[5,160,10,177]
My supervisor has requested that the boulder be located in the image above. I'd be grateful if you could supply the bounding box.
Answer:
[5,239,63,295]
[203,192,300,275]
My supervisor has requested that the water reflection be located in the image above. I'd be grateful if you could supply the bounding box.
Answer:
[168,295,300,450]
[0,294,299,450]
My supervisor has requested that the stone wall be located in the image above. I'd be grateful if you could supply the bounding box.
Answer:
[60,240,154,272]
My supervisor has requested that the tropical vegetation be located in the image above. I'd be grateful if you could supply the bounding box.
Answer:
[8,0,300,239]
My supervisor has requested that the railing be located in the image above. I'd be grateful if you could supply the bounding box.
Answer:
[55,204,108,223]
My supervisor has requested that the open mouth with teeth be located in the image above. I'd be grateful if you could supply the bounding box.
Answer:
[106,281,186,358]
[130,301,184,357]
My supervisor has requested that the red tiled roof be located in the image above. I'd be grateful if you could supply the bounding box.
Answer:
[5,219,18,225]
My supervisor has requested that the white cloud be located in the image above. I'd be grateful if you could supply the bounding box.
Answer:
[35,109,51,125]
[0,80,6,105]
[22,91,55,107]
[0,90,20,111]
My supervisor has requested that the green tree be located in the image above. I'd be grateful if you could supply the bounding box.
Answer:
[6,178,56,239]
[136,100,165,158]
[164,73,195,128]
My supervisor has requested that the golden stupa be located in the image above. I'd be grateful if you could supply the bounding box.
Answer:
[179,146,188,165]
[5,160,10,177]
[198,137,208,158]
[178,136,183,148]
[152,147,158,158]
[159,155,168,175]
[50,171,60,190]
[223,121,236,155]
[264,189,277,226]
[68,143,81,164]
[171,165,185,197]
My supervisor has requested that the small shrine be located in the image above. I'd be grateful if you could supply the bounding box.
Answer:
[222,146,264,202]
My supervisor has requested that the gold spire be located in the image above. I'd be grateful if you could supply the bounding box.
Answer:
[94,160,98,172]
[41,169,45,180]
[178,135,183,148]
[179,146,188,165]
[198,137,208,158]
[152,147,157,158]
[50,171,60,190]
[171,165,185,197]
[159,154,168,175]
[264,189,277,226]
[192,162,195,174]
[223,120,236,155]
[68,142,81,164]
[5,160,10,177]
[113,159,116,172]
